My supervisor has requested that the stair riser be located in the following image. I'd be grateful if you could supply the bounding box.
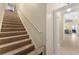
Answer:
[2,22,23,25]
[0,40,31,54]
[3,16,20,20]
[15,45,35,55]
[2,21,22,24]
[2,23,23,26]
[0,35,29,45]
[0,32,27,38]
[3,20,21,23]
[2,25,24,28]
[1,29,25,32]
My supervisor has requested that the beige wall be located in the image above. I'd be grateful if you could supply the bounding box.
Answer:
[17,3,67,54]
[17,4,46,49]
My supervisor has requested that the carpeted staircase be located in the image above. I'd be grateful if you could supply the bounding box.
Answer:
[0,10,43,55]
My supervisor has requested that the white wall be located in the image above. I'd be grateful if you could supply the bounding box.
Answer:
[0,3,4,32]
[46,3,67,55]
[17,3,67,54]
[46,4,54,55]
[17,4,46,49]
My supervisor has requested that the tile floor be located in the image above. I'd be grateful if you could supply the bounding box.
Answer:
[59,33,79,54]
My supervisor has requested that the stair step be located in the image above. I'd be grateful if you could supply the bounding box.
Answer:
[2,21,22,24]
[0,34,29,45]
[0,39,31,54]
[27,47,44,55]
[0,31,27,37]
[3,21,22,24]
[4,14,20,17]
[2,23,23,26]
[3,44,35,55]
[3,19,21,23]
[0,11,35,55]
[3,15,20,18]
[2,24,24,28]
[3,18,20,22]
[1,28,25,32]
[2,22,23,25]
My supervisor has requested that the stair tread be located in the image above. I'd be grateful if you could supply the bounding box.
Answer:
[0,31,27,34]
[2,28,25,29]
[2,22,22,24]
[0,31,27,37]
[27,47,44,55]
[0,39,30,48]
[3,22,22,25]
[3,44,33,55]
[2,24,23,26]
[3,19,21,21]
[0,34,28,40]
[2,27,24,28]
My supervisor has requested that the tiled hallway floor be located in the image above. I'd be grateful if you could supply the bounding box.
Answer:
[59,34,79,54]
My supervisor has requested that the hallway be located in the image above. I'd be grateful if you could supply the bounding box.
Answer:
[1,3,79,55]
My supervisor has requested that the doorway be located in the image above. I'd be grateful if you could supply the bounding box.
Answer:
[6,3,16,12]
[53,4,79,54]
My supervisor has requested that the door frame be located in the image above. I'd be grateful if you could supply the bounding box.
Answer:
[53,4,79,54]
